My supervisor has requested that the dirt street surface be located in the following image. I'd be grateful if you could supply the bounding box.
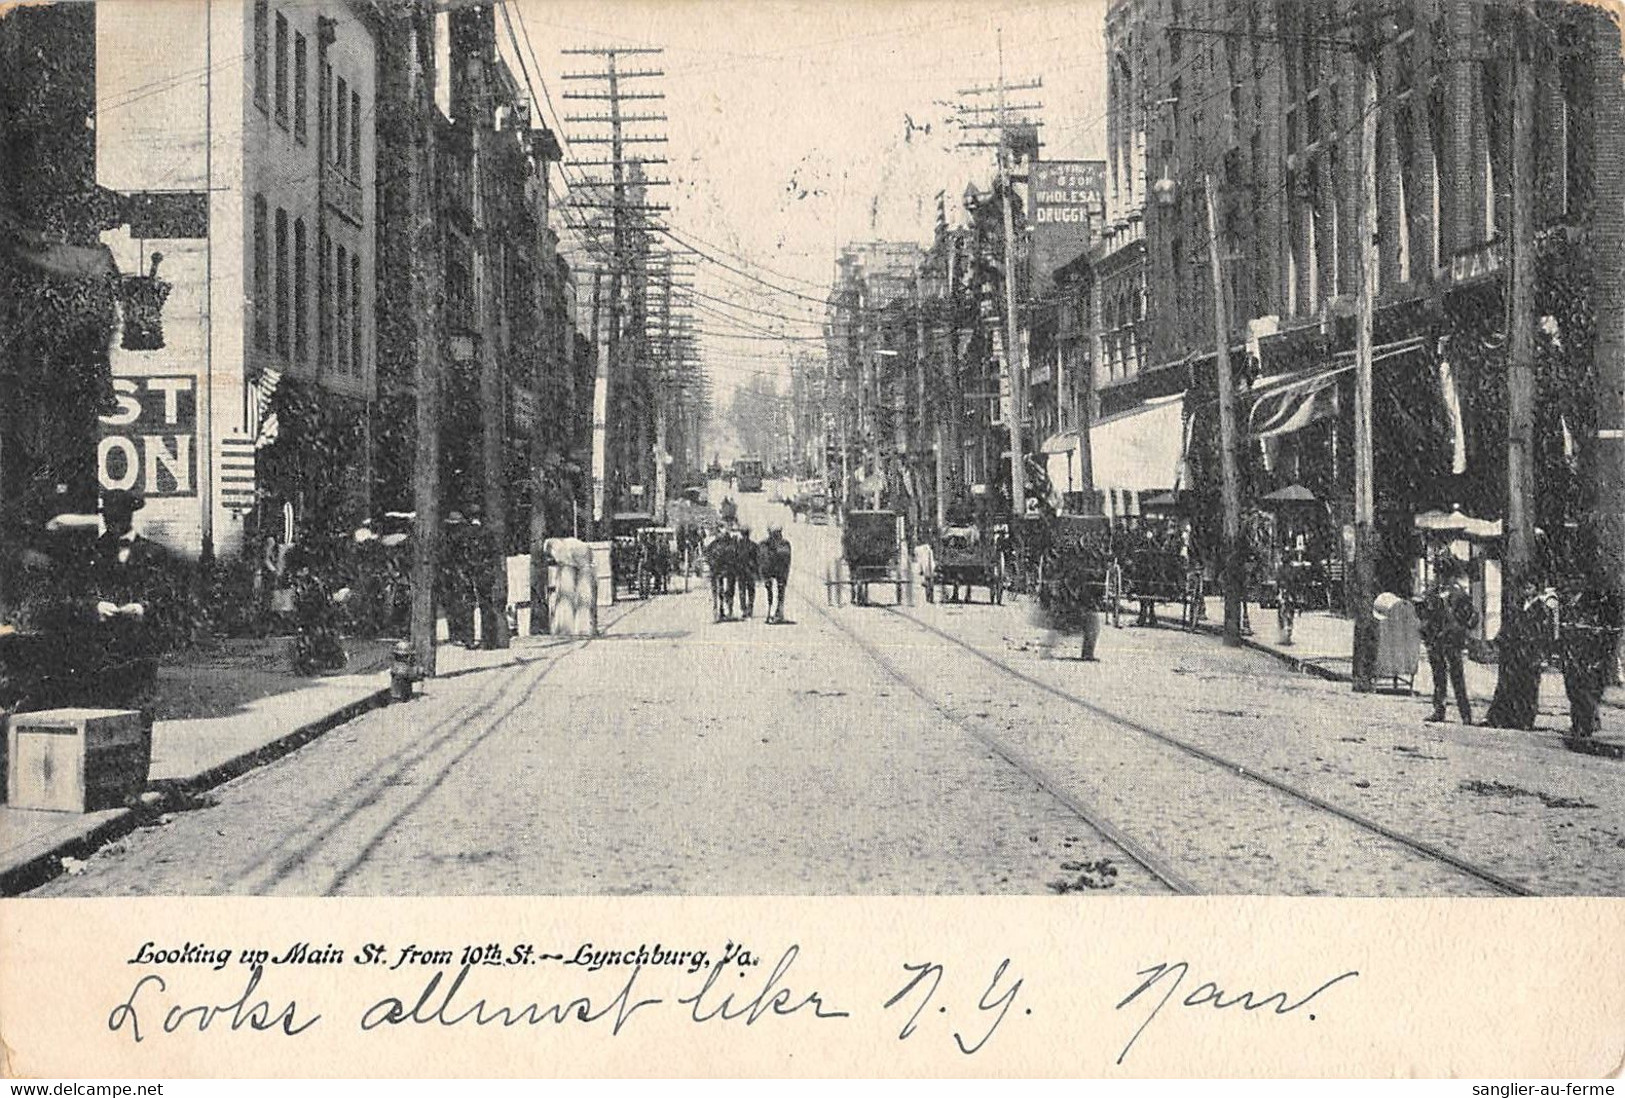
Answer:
[35,491,1625,896]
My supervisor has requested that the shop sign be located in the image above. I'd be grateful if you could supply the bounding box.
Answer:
[1032,160,1105,284]
[97,375,197,497]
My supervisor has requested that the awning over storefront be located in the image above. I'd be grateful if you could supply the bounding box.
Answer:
[1040,429,1081,455]
[1089,393,1185,491]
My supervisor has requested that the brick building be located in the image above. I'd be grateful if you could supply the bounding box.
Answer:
[1084,0,1625,614]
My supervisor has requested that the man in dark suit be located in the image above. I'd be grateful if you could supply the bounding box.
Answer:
[85,488,174,735]
[1420,558,1478,724]
[736,526,759,619]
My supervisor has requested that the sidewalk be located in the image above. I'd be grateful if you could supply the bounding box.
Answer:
[1182,595,1625,751]
[0,620,574,896]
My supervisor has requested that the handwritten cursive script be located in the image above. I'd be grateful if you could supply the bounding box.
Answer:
[1114,960,1359,1064]
[107,967,321,1043]
[677,945,850,1025]
[360,963,660,1034]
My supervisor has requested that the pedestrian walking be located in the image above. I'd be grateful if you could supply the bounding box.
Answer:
[1558,577,1621,740]
[760,525,793,623]
[737,525,759,619]
[1485,578,1556,730]
[1419,558,1477,724]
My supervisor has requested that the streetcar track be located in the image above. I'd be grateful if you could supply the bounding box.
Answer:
[191,598,657,894]
[874,602,1538,897]
[796,582,1192,893]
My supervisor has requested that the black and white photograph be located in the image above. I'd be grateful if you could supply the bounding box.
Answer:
[2,0,1625,1077]
[3,0,1623,902]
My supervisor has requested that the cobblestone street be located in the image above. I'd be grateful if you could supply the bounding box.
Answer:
[35,495,1625,897]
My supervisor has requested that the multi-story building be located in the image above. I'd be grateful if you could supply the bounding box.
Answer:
[94,0,380,559]
[825,240,925,516]
[1086,0,1625,611]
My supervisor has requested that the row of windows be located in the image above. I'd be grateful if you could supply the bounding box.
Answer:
[253,1,365,178]
[252,194,364,377]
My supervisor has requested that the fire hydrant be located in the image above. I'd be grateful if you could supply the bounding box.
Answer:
[389,641,423,702]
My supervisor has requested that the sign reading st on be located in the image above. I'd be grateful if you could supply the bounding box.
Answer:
[97,375,197,497]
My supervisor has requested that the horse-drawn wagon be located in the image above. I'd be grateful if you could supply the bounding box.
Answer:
[930,524,1004,604]
[825,510,912,606]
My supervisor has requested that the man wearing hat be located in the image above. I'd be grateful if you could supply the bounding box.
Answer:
[1419,556,1477,725]
[85,488,174,738]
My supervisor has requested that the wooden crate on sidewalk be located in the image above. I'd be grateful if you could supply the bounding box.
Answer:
[6,708,150,813]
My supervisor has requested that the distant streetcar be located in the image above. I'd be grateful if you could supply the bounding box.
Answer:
[733,457,764,492]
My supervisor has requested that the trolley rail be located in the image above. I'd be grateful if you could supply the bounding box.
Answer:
[872,605,1538,897]
[806,543,1534,895]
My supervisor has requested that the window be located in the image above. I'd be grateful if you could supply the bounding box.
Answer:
[350,89,362,179]
[336,244,349,373]
[253,196,269,349]
[336,77,348,171]
[294,218,308,363]
[253,1,269,110]
[275,208,289,358]
[274,13,288,126]
[318,228,331,370]
[320,63,333,163]
[294,33,308,142]
[350,251,362,375]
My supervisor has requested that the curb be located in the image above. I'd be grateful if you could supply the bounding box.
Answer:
[1192,621,1350,683]
[1,684,391,897]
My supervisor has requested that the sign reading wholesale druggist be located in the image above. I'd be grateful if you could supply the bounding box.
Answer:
[97,375,197,496]
[1031,160,1105,285]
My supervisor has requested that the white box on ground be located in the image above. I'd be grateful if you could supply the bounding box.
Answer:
[7,708,150,813]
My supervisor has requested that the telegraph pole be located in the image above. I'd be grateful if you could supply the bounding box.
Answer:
[563,47,669,527]
[956,31,1042,521]
[456,7,510,649]
[1351,26,1380,690]
[1491,14,1539,710]
[1203,174,1244,646]
[405,4,442,676]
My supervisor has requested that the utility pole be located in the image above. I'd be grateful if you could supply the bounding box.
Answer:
[1351,32,1380,690]
[1491,14,1539,709]
[957,31,1042,521]
[528,124,562,635]
[563,47,668,526]
[406,4,441,676]
[459,8,509,649]
[1203,174,1243,646]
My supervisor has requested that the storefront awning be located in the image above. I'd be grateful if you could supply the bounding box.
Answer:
[1089,393,1185,491]
[1040,429,1081,455]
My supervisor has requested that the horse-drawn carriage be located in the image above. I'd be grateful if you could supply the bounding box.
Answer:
[826,510,912,606]
[608,512,654,599]
[930,524,1004,604]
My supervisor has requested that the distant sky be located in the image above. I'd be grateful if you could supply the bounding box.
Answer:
[505,0,1110,401]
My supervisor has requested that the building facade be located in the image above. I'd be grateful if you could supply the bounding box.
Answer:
[1086,0,1625,614]
[94,0,380,560]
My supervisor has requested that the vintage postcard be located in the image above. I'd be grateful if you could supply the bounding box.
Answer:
[1,0,1623,1079]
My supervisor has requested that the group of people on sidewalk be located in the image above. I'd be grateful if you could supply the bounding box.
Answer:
[1419,557,1620,739]
[703,523,793,625]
